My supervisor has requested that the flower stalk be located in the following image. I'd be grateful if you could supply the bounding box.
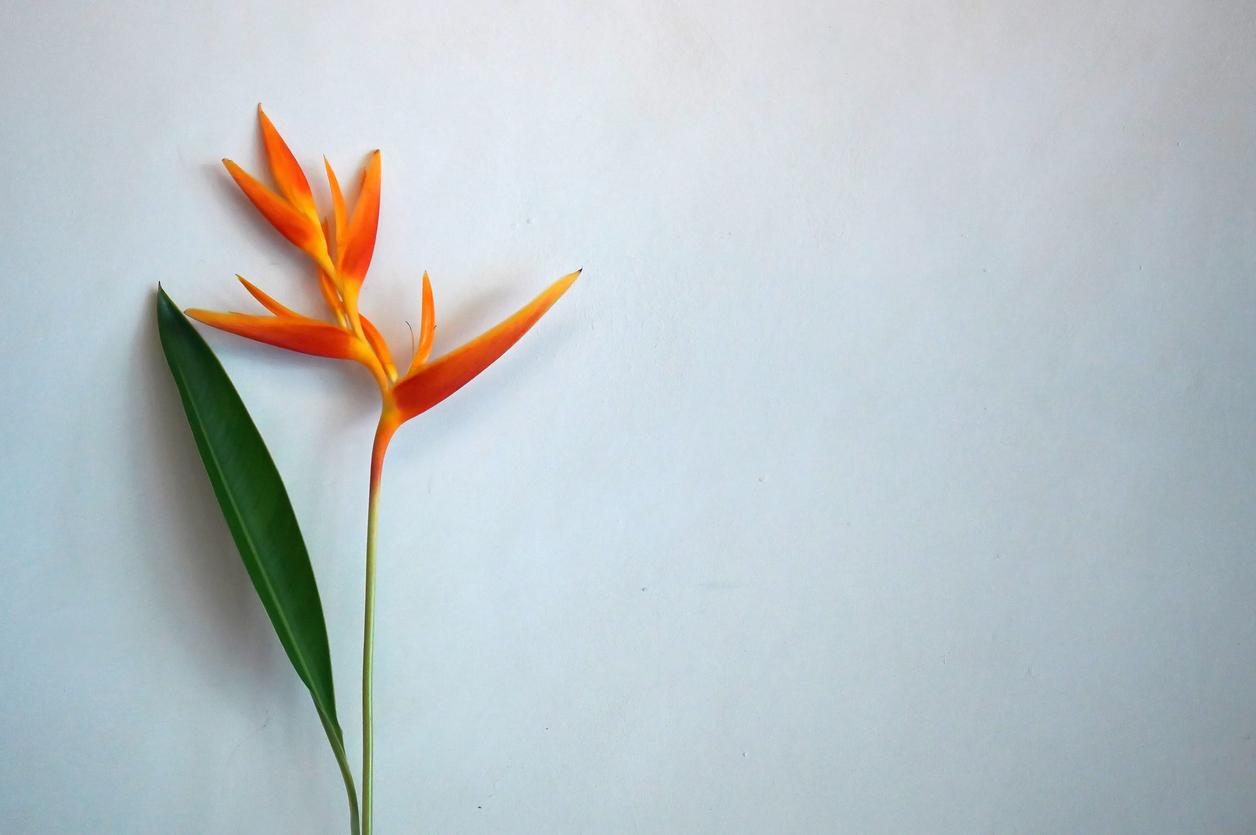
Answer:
[361,414,394,835]
[362,480,379,835]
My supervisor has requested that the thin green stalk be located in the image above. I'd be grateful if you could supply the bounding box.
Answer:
[362,433,385,835]
[318,708,361,835]
[362,489,379,834]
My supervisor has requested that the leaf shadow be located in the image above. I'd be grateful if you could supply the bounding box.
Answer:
[134,288,294,704]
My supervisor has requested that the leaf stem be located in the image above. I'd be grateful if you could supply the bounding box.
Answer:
[318,708,361,835]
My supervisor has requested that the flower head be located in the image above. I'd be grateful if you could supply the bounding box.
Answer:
[188,106,579,477]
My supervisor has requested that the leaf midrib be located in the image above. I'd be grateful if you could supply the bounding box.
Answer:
[169,351,332,716]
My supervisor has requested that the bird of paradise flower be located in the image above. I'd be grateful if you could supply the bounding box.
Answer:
[185,106,579,834]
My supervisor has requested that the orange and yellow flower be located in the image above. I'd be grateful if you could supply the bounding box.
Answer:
[188,106,579,481]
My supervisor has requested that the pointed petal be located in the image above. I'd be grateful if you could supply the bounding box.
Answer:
[318,269,348,327]
[338,150,381,288]
[257,106,317,221]
[360,315,397,380]
[186,308,370,362]
[324,157,348,259]
[237,275,300,318]
[391,270,580,422]
[407,271,436,375]
[223,159,334,276]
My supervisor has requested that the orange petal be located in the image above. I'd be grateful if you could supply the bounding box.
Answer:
[360,314,398,380]
[324,157,348,260]
[223,159,334,276]
[257,106,317,221]
[186,308,370,362]
[391,270,580,422]
[237,275,300,317]
[407,271,436,375]
[318,268,348,327]
[338,150,381,288]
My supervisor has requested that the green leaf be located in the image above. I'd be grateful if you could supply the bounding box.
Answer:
[155,286,359,834]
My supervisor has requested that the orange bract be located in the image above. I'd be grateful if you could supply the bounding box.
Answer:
[338,150,381,290]
[222,159,334,277]
[408,272,436,374]
[258,106,318,223]
[195,106,580,469]
[392,270,579,421]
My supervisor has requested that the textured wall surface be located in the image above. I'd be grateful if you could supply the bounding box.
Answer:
[2,2,1254,832]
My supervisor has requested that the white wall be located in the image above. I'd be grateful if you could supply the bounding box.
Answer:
[2,1,1254,832]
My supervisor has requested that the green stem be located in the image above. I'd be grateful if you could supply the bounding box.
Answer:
[362,446,383,835]
[318,708,361,835]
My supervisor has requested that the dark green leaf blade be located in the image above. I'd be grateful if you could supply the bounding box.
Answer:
[155,286,359,833]
[156,285,337,716]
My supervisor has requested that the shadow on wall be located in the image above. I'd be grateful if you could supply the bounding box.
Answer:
[129,288,293,703]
